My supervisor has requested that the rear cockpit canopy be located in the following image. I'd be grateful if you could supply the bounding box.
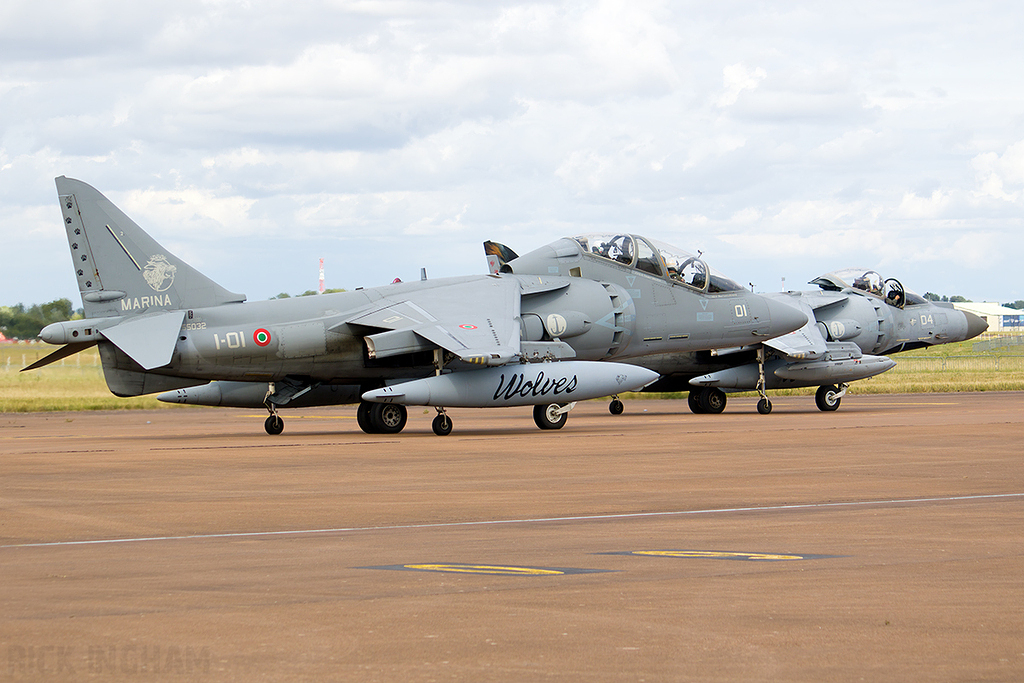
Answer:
[572,234,745,294]
[811,268,926,308]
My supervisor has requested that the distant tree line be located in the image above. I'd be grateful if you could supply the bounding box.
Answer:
[923,294,1024,310]
[923,292,971,303]
[0,299,78,340]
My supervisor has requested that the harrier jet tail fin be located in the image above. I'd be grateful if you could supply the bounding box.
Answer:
[55,176,246,318]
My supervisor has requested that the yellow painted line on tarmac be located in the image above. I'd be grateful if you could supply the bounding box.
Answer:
[363,563,613,576]
[406,564,565,575]
[609,549,837,561]
[240,414,355,420]
[632,550,804,561]
[861,401,959,406]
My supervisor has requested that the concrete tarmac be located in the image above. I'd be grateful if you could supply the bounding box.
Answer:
[2,393,1023,681]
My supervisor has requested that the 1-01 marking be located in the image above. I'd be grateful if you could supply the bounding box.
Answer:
[213,331,247,350]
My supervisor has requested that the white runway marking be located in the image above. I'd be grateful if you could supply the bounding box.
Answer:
[4,492,1022,550]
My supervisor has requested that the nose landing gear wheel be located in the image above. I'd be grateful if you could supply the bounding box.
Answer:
[534,403,568,430]
[265,414,284,435]
[756,398,772,415]
[609,398,624,415]
[432,413,453,436]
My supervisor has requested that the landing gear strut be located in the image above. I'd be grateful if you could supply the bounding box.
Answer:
[263,382,284,435]
[755,345,772,415]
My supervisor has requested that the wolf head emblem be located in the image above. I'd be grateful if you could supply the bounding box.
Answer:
[143,255,177,292]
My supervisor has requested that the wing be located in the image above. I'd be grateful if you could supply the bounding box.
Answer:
[340,275,522,366]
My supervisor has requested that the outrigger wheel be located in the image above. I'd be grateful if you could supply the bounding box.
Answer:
[815,385,842,412]
[534,403,568,430]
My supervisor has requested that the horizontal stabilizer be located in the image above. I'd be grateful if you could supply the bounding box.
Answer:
[100,310,185,370]
[21,341,99,372]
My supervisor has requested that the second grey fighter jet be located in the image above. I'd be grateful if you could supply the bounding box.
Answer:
[26,177,805,435]
[633,268,987,413]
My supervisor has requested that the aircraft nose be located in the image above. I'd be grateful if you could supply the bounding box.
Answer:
[963,311,988,340]
[763,297,807,337]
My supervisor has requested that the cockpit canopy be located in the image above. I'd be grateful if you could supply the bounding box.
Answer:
[572,234,746,293]
[811,268,926,308]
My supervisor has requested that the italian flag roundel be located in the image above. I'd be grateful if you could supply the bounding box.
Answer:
[253,328,271,346]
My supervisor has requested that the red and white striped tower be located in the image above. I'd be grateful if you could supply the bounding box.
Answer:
[318,258,325,294]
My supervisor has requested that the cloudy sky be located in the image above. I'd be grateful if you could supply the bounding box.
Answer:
[3,0,1023,307]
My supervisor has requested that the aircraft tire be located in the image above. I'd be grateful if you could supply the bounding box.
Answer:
[687,391,705,414]
[609,399,624,415]
[534,403,568,430]
[699,387,727,414]
[756,398,772,415]
[432,414,453,436]
[815,385,842,412]
[357,401,375,433]
[265,415,284,435]
[370,403,408,434]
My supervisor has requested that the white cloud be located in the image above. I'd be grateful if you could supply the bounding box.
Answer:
[972,140,1024,202]
[3,1,1024,304]
[717,63,767,107]
[896,190,951,219]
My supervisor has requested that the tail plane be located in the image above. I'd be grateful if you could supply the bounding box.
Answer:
[25,178,246,383]
[56,176,245,318]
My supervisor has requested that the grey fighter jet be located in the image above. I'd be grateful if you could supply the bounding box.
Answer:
[489,246,988,414]
[633,268,986,414]
[25,177,805,435]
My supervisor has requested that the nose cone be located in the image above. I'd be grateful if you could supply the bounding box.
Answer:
[963,311,988,340]
[763,297,809,338]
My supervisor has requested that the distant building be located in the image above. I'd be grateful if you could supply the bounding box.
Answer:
[952,302,1024,331]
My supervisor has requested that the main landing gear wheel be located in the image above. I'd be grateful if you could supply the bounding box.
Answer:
[432,413,453,436]
[369,403,407,434]
[757,398,772,415]
[358,401,408,434]
[687,391,705,414]
[264,414,284,435]
[698,387,727,414]
[609,398,624,415]
[534,403,568,430]
[815,385,842,412]
[356,401,373,433]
